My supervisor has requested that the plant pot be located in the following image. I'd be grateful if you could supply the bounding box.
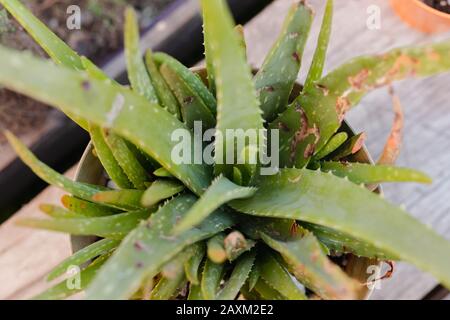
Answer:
[390,0,450,33]
[72,68,382,300]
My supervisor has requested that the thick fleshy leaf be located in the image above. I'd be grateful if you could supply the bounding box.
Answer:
[150,273,186,300]
[40,204,88,219]
[153,167,174,178]
[261,232,360,299]
[217,251,255,300]
[61,195,120,217]
[301,222,396,260]
[184,242,206,285]
[47,238,120,281]
[145,50,181,118]
[312,132,348,161]
[86,194,234,299]
[141,180,185,207]
[92,190,145,210]
[232,168,450,289]
[271,41,450,167]
[173,176,256,235]
[247,261,260,291]
[320,161,432,184]
[254,1,313,121]
[188,283,204,300]
[5,132,104,200]
[253,279,285,300]
[102,129,150,190]
[201,0,263,178]
[207,233,227,264]
[89,124,132,189]
[18,209,150,240]
[258,251,306,300]
[303,0,333,92]
[160,62,215,129]
[124,7,158,103]
[33,255,108,300]
[329,132,366,160]
[153,52,216,113]
[201,258,226,300]
[0,46,212,195]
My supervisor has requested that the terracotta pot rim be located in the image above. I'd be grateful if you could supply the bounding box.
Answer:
[411,0,450,19]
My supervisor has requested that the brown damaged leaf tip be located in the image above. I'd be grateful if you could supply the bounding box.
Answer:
[351,132,366,154]
[377,87,404,165]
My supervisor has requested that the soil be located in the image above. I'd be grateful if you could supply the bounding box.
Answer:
[0,0,174,142]
[423,0,450,14]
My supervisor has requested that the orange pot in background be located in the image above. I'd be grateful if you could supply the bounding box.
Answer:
[390,0,450,33]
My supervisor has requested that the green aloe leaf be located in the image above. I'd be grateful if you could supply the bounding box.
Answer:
[47,238,120,281]
[33,255,109,300]
[102,129,150,190]
[320,161,432,184]
[217,251,256,300]
[303,0,333,92]
[40,204,88,219]
[232,168,450,289]
[89,124,133,189]
[61,195,120,217]
[188,283,204,300]
[0,46,212,195]
[201,258,226,300]
[145,50,181,118]
[201,0,263,178]
[312,132,348,161]
[160,62,215,129]
[272,41,450,167]
[86,194,234,299]
[153,167,174,178]
[254,1,313,121]
[153,52,216,113]
[141,180,185,207]
[301,222,396,260]
[328,132,366,160]
[17,209,151,240]
[261,232,359,299]
[92,190,145,210]
[247,261,260,291]
[83,57,149,191]
[207,232,227,264]
[124,7,158,103]
[258,251,307,300]
[5,132,105,200]
[184,242,206,285]
[253,279,285,300]
[150,273,186,300]
[173,176,256,235]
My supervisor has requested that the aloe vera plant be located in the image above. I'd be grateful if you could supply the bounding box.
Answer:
[2,0,450,300]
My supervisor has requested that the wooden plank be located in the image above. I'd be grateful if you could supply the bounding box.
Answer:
[243,0,450,300]
[0,168,74,300]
